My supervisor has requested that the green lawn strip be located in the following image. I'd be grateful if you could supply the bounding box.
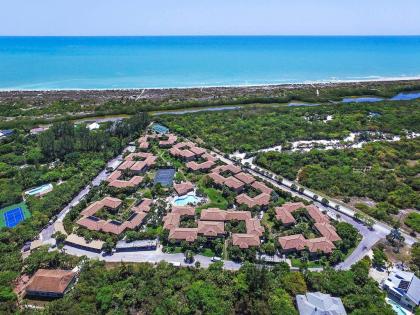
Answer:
[291,258,323,268]
[404,212,420,233]
[200,248,215,257]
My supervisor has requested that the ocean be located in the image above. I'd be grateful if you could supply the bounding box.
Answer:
[1,36,420,90]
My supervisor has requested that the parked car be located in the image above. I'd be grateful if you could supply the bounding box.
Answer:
[211,256,222,262]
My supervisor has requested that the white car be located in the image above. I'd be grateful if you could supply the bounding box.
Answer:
[211,257,222,262]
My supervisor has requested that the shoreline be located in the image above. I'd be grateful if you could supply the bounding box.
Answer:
[1,77,420,93]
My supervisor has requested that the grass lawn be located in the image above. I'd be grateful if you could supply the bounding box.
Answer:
[405,212,420,233]
[200,248,215,257]
[0,202,31,228]
[291,258,323,268]
[197,178,228,210]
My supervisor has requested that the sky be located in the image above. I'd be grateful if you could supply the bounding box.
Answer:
[1,0,420,36]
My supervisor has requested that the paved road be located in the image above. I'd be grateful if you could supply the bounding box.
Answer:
[216,151,418,269]
[36,134,417,272]
[39,153,124,242]
[63,245,242,270]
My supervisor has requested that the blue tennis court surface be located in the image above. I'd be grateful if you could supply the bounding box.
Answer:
[154,168,176,187]
[4,207,24,228]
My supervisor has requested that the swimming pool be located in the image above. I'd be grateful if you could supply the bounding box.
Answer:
[25,183,53,196]
[173,194,201,206]
[386,298,409,315]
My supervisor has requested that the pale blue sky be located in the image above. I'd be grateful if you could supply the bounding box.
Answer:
[1,0,420,36]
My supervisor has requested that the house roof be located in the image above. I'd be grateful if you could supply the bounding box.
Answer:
[275,208,296,225]
[109,176,143,188]
[186,160,216,171]
[407,275,420,305]
[159,134,177,147]
[101,197,123,209]
[198,221,225,237]
[234,172,256,185]
[118,160,136,170]
[305,205,329,223]
[225,211,251,221]
[208,172,226,185]
[232,234,260,249]
[214,164,242,175]
[306,237,335,254]
[236,193,271,208]
[314,223,341,242]
[251,181,273,195]
[200,208,227,221]
[65,234,104,250]
[173,181,194,196]
[132,199,153,213]
[107,170,123,182]
[76,216,104,231]
[172,206,195,216]
[245,218,264,236]
[224,176,245,190]
[296,292,347,315]
[163,213,181,230]
[26,269,76,295]
[169,228,198,242]
[278,234,307,251]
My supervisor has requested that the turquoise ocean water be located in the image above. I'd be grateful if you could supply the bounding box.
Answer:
[1,36,420,90]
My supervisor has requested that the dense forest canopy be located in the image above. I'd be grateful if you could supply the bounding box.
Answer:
[0,113,150,309]
[158,101,420,153]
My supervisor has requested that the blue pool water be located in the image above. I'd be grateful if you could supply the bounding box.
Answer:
[25,183,53,196]
[386,298,408,315]
[1,36,420,90]
[173,194,201,206]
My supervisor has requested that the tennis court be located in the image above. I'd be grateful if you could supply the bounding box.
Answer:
[0,202,31,228]
[154,168,176,187]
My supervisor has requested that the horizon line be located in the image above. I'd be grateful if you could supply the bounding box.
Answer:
[1,34,420,37]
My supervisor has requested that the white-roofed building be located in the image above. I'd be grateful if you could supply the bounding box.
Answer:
[382,267,420,311]
[296,292,347,315]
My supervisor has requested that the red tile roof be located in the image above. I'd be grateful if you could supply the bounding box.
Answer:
[225,211,252,221]
[214,164,241,175]
[109,176,143,188]
[200,208,227,221]
[163,213,181,230]
[187,160,216,171]
[245,218,264,236]
[118,160,136,170]
[223,176,245,190]
[305,205,329,224]
[232,234,260,249]
[76,217,104,231]
[306,237,335,254]
[80,197,122,217]
[106,170,122,182]
[314,222,341,242]
[198,221,225,237]
[208,172,226,185]
[234,172,256,185]
[172,206,195,216]
[169,228,198,242]
[278,234,307,251]
[173,181,194,196]
[159,134,177,147]
[251,181,273,195]
[235,193,271,208]
[132,199,153,213]
[26,269,76,295]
